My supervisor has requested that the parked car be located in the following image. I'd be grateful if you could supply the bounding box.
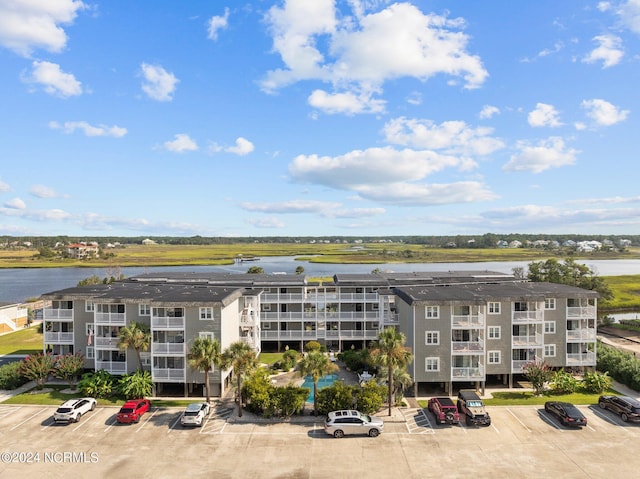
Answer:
[116,399,151,424]
[427,397,460,425]
[598,395,640,422]
[544,401,587,427]
[180,402,210,427]
[457,390,491,426]
[53,397,97,423]
[324,410,384,438]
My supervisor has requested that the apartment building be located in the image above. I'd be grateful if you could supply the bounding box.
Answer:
[41,271,598,397]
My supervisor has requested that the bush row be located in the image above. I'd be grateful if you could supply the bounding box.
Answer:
[597,341,640,391]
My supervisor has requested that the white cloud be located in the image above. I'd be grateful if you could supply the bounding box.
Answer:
[207,8,229,41]
[49,120,127,137]
[246,216,285,229]
[582,34,624,68]
[308,89,386,115]
[241,200,342,214]
[614,0,640,34]
[581,98,629,126]
[504,137,579,173]
[0,0,85,57]
[353,181,498,206]
[30,184,63,198]
[528,103,562,127]
[226,137,254,156]
[140,63,179,101]
[23,60,82,97]
[262,1,487,111]
[163,134,198,153]
[4,197,26,209]
[289,146,463,189]
[383,117,504,156]
[406,92,422,106]
[0,179,10,192]
[479,105,500,119]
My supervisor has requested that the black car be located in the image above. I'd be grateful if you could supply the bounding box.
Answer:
[598,395,640,422]
[544,401,587,427]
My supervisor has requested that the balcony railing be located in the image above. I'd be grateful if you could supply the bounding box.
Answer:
[96,360,127,374]
[567,306,597,318]
[261,293,304,302]
[95,312,126,325]
[152,342,186,354]
[151,317,185,329]
[94,337,120,349]
[44,331,74,343]
[567,352,596,365]
[512,310,543,323]
[152,368,185,382]
[511,359,539,373]
[567,329,597,341]
[512,333,543,347]
[338,293,378,302]
[43,309,73,320]
[451,340,485,353]
[383,313,399,324]
[452,314,485,328]
[451,365,485,380]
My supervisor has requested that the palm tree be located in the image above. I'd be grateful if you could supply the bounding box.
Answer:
[298,350,339,416]
[370,327,413,416]
[187,337,222,404]
[377,365,413,405]
[221,341,258,417]
[118,322,151,371]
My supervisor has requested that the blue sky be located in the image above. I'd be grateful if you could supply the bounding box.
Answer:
[0,1,638,238]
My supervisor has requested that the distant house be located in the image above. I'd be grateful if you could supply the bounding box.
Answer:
[508,240,522,248]
[66,243,99,259]
[577,240,602,252]
[142,238,157,245]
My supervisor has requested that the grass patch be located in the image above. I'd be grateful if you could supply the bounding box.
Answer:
[259,352,285,365]
[0,325,43,355]
[600,274,640,311]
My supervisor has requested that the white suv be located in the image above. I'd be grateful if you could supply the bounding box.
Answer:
[53,397,97,423]
[180,402,210,427]
[324,410,384,438]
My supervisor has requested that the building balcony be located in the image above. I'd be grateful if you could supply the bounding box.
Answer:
[511,359,540,373]
[567,306,597,318]
[95,312,126,325]
[152,342,186,355]
[338,292,378,302]
[567,329,597,341]
[44,331,74,343]
[451,340,485,353]
[383,313,399,325]
[452,314,485,328]
[43,309,73,321]
[261,293,304,303]
[152,368,185,382]
[260,330,318,340]
[93,337,120,349]
[512,311,543,323]
[567,352,596,366]
[262,312,304,321]
[512,333,543,347]
[451,365,485,381]
[95,360,127,374]
[151,317,185,330]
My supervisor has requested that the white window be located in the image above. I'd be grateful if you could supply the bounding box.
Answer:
[262,322,271,330]
[199,307,213,320]
[425,357,440,372]
[85,323,94,336]
[425,306,439,319]
[86,346,94,359]
[544,344,556,357]
[488,326,501,340]
[85,301,94,313]
[544,321,556,334]
[199,331,215,341]
[262,304,271,311]
[488,351,501,364]
[139,304,150,316]
[425,331,440,345]
[544,298,556,310]
[488,302,500,314]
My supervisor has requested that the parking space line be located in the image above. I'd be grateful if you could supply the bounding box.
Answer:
[590,409,633,433]
[506,407,531,432]
[136,408,158,432]
[72,411,100,432]
[40,417,56,430]
[10,408,48,431]
[104,416,118,432]
[0,406,20,418]
[539,412,563,431]
[168,413,182,433]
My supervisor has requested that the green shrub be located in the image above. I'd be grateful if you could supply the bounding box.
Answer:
[583,370,612,393]
[315,380,357,415]
[551,369,579,394]
[0,361,29,390]
[117,370,153,399]
[305,341,321,352]
[281,349,298,371]
[78,370,115,398]
[354,381,386,414]
[273,385,307,417]
[338,349,372,373]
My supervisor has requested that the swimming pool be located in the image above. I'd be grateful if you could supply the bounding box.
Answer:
[301,374,339,402]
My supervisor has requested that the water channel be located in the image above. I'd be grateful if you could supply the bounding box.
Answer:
[1,257,639,304]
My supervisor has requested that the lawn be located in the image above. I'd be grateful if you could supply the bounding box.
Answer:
[0,325,43,355]
[258,352,285,366]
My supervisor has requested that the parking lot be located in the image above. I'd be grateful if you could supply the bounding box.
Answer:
[1,402,639,478]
